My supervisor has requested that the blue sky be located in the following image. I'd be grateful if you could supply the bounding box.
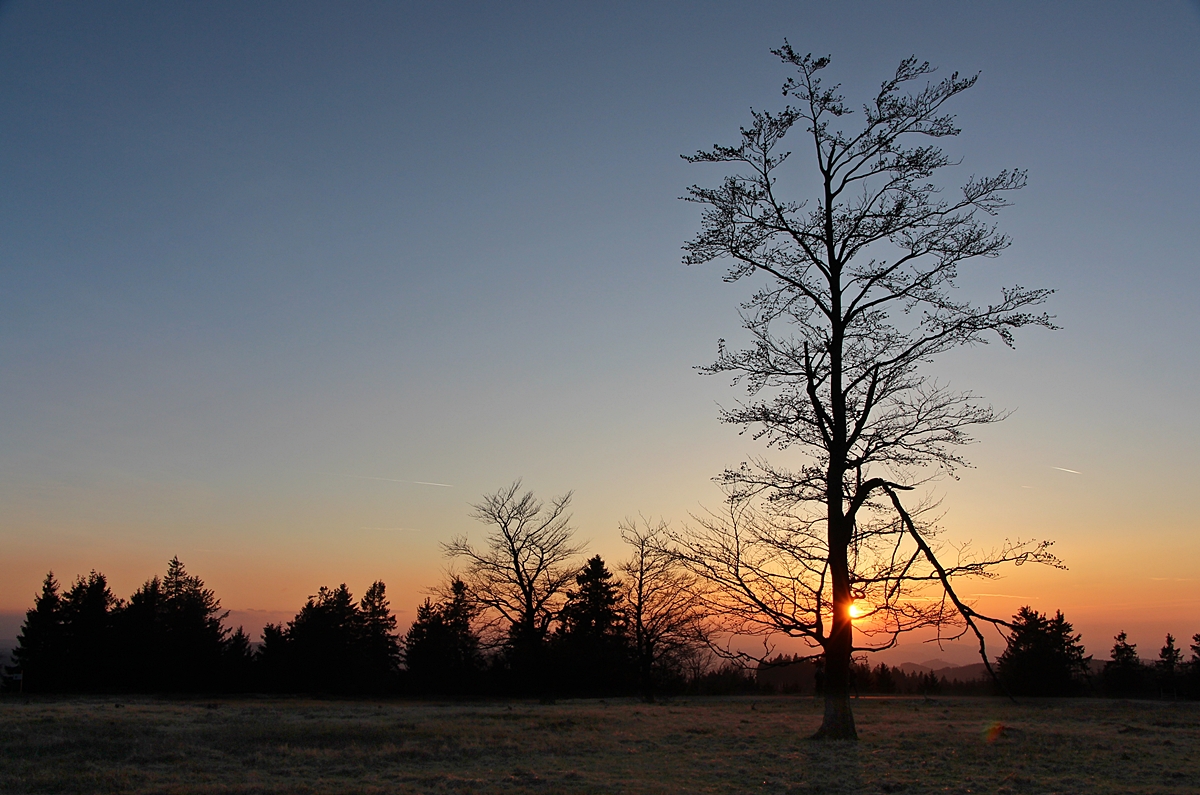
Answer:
[2,1,1198,658]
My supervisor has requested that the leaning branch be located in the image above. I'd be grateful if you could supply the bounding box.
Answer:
[880,484,1015,700]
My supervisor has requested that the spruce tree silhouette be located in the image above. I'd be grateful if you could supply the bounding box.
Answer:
[287,585,365,693]
[260,582,400,693]
[359,581,401,691]
[997,607,1089,696]
[872,663,897,694]
[1188,634,1200,700]
[59,572,119,691]
[222,626,256,691]
[11,573,65,692]
[118,574,166,690]
[1158,634,1183,699]
[403,578,483,694]
[1103,631,1145,696]
[113,558,232,692]
[553,556,630,695]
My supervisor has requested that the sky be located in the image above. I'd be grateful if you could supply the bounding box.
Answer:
[1,1,1198,664]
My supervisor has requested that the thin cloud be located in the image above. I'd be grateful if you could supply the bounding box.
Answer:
[360,526,423,533]
[339,474,453,488]
[1051,466,1081,474]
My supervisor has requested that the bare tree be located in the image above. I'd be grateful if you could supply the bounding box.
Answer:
[678,46,1061,739]
[619,517,708,701]
[443,480,582,672]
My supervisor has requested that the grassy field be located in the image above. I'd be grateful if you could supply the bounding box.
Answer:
[0,694,1196,794]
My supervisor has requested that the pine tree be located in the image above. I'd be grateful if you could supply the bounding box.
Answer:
[359,581,401,690]
[997,606,1090,696]
[873,663,896,694]
[1187,633,1200,700]
[286,584,365,692]
[222,626,256,691]
[553,556,630,695]
[403,578,483,694]
[1158,634,1183,698]
[11,573,65,692]
[115,558,229,691]
[1103,631,1144,696]
[60,572,120,691]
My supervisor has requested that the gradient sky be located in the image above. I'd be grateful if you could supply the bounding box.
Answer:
[2,1,1198,663]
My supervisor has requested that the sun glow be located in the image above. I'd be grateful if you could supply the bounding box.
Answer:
[848,602,866,619]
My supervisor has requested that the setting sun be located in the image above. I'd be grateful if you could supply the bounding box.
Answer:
[848,602,866,619]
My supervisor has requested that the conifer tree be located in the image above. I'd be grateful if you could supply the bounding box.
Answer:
[1158,634,1183,698]
[1103,631,1144,696]
[554,556,629,694]
[997,606,1089,696]
[286,584,365,692]
[11,573,65,692]
[59,571,119,691]
[403,578,483,694]
[359,580,401,689]
[115,558,229,691]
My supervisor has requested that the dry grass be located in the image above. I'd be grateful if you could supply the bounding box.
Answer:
[0,694,1196,794]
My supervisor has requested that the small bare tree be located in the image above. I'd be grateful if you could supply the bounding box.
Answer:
[443,481,582,669]
[678,45,1061,739]
[619,517,708,701]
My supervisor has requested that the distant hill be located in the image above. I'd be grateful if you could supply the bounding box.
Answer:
[898,661,992,682]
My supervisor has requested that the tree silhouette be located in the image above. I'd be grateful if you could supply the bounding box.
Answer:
[58,571,119,691]
[359,581,402,690]
[1187,633,1200,700]
[997,607,1089,696]
[1103,631,1144,696]
[11,573,65,692]
[1158,633,1183,699]
[222,626,256,691]
[553,555,630,695]
[444,480,582,691]
[619,517,707,701]
[872,663,896,694]
[114,558,233,691]
[259,582,400,693]
[677,45,1059,738]
[403,577,483,694]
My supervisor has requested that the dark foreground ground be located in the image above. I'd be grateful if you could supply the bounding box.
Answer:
[0,695,1196,794]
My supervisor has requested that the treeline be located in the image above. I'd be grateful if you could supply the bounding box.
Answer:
[6,481,1198,701]
[3,553,707,697]
[9,559,253,693]
[988,606,1200,699]
[756,656,989,696]
[7,559,412,694]
[753,607,1200,699]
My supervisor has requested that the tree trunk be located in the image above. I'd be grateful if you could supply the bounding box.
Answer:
[814,493,857,740]
[814,691,856,740]
[812,632,857,740]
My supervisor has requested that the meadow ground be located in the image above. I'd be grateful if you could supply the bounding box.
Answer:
[0,694,1196,794]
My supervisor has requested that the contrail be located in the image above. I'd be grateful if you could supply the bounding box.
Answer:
[340,475,453,487]
[969,593,1036,599]
[1051,466,1081,474]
